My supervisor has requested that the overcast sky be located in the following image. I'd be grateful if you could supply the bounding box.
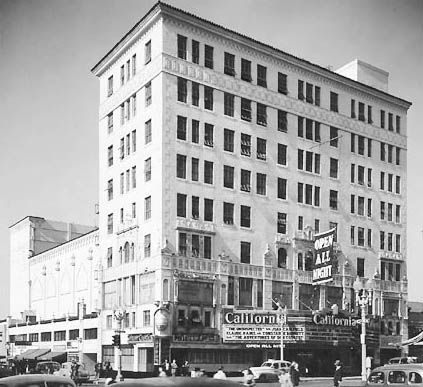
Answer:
[0,0,422,317]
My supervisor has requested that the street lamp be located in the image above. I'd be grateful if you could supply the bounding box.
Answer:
[113,309,126,382]
[353,276,375,382]
[272,298,287,361]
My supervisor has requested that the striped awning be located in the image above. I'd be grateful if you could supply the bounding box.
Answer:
[391,330,423,347]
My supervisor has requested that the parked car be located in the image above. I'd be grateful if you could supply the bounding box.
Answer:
[366,363,423,387]
[112,377,242,387]
[387,356,419,365]
[54,362,91,385]
[0,373,75,387]
[250,359,291,376]
[253,371,280,387]
[35,361,61,374]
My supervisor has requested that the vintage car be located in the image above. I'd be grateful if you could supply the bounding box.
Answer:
[54,362,91,385]
[366,363,423,387]
[35,361,61,374]
[0,373,76,387]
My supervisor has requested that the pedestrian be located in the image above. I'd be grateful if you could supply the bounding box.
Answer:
[70,359,80,384]
[243,368,256,386]
[163,359,170,376]
[94,362,102,383]
[279,369,292,387]
[181,360,190,376]
[171,359,178,376]
[104,359,111,378]
[333,360,343,387]
[213,366,227,380]
[289,361,300,387]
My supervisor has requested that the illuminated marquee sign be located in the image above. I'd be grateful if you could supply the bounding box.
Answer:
[313,228,336,285]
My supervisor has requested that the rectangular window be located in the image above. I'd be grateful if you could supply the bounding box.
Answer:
[145,196,151,220]
[395,176,401,194]
[358,102,365,121]
[330,127,338,147]
[107,112,113,134]
[380,171,385,190]
[132,129,137,152]
[191,158,199,181]
[177,77,187,103]
[177,35,187,59]
[381,110,386,128]
[314,219,320,233]
[204,86,213,110]
[368,105,373,124]
[241,98,252,121]
[388,203,393,222]
[224,93,235,116]
[177,115,187,140]
[368,138,372,157]
[132,54,137,76]
[396,147,401,165]
[204,160,213,184]
[351,133,355,153]
[120,65,125,85]
[358,196,364,216]
[298,215,303,231]
[358,135,365,155]
[278,110,288,132]
[278,72,287,94]
[192,40,199,64]
[388,144,393,163]
[240,205,251,228]
[107,213,113,234]
[241,133,251,157]
[144,234,151,258]
[191,82,199,106]
[240,241,251,264]
[256,138,267,161]
[396,115,401,133]
[204,198,213,221]
[351,194,355,214]
[120,172,124,194]
[357,258,365,277]
[132,166,137,188]
[144,159,151,182]
[256,173,267,195]
[367,198,372,217]
[176,154,187,179]
[54,331,66,341]
[305,119,313,140]
[192,196,199,219]
[305,183,312,205]
[223,202,234,225]
[330,158,338,178]
[314,186,320,207]
[192,120,199,143]
[367,229,372,247]
[358,165,365,185]
[241,58,252,82]
[329,190,338,210]
[380,231,385,250]
[120,137,125,159]
[330,91,338,112]
[223,165,234,189]
[351,99,356,118]
[315,86,321,106]
[204,236,211,259]
[224,129,234,152]
[297,116,304,138]
[224,52,235,76]
[177,193,187,217]
[257,64,267,87]
[358,227,365,246]
[396,234,401,253]
[388,232,393,251]
[107,75,113,97]
[107,247,113,268]
[204,123,214,147]
[278,143,287,165]
[388,112,394,131]
[277,178,287,200]
[179,232,187,256]
[277,212,287,234]
[132,202,136,219]
[204,44,214,69]
[380,201,385,220]
[240,169,251,192]
[145,120,152,144]
[306,83,313,103]
[145,82,152,106]
[297,182,303,203]
[257,103,267,126]
[298,80,304,100]
[145,40,151,64]
[388,173,393,192]
[350,226,355,245]
[107,179,113,201]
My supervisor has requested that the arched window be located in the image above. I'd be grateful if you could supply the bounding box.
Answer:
[298,253,304,270]
[278,248,287,268]
[119,247,123,264]
[305,250,313,271]
[130,243,135,261]
[124,242,130,263]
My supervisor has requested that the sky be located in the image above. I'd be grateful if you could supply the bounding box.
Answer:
[0,0,422,317]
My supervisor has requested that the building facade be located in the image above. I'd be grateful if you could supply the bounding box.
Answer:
[7,2,411,377]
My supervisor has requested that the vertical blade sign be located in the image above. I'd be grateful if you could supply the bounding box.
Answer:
[313,228,336,285]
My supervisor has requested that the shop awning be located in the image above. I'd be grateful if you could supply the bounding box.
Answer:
[390,330,423,347]
[15,349,39,360]
[37,352,67,362]
[23,349,51,360]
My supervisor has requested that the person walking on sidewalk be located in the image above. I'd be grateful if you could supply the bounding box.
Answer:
[333,360,343,387]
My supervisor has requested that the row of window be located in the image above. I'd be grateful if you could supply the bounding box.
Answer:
[10,328,97,343]
[380,231,402,253]
[107,39,151,97]
[176,34,403,134]
[380,202,401,223]
[380,171,401,194]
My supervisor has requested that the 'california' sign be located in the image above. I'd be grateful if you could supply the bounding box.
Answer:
[313,228,336,285]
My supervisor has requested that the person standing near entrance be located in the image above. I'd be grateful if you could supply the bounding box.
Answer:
[289,362,300,387]
[333,360,343,387]
[171,360,178,376]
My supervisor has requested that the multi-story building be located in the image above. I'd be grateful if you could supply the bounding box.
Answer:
[91,2,411,374]
[7,2,411,377]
